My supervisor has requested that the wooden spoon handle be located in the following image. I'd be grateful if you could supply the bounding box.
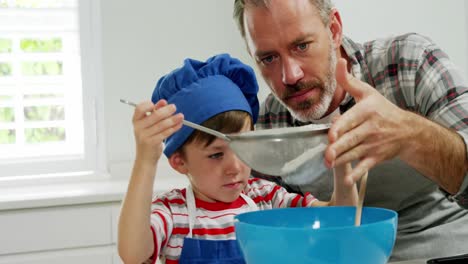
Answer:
[355,171,369,226]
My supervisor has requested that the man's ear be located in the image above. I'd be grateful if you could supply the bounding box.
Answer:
[329,8,343,49]
[169,152,189,174]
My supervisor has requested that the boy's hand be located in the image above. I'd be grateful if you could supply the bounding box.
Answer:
[132,100,184,164]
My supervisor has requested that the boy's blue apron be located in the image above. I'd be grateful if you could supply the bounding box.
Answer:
[179,185,258,264]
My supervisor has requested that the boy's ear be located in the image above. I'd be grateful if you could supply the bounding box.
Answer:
[168,152,189,174]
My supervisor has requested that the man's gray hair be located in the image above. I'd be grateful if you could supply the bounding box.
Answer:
[233,0,334,38]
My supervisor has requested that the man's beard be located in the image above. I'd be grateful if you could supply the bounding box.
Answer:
[276,37,337,122]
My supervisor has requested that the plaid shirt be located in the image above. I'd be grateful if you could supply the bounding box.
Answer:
[255,33,468,260]
[256,33,468,207]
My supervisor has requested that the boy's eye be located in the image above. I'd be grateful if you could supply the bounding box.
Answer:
[208,152,223,159]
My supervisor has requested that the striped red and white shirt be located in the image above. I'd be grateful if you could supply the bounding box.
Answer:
[148,177,317,264]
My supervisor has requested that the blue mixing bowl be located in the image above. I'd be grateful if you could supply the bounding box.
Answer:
[234,206,397,264]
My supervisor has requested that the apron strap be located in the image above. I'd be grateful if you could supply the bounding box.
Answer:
[186,185,197,238]
[240,192,259,211]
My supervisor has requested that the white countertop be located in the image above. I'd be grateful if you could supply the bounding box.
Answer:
[0,170,436,264]
[0,175,434,264]
[0,173,189,211]
[390,259,426,264]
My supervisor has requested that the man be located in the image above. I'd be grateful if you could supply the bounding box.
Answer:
[233,0,468,261]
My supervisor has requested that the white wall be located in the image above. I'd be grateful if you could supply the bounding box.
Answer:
[101,0,468,180]
[336,0,468,77]
[100,1,266,179]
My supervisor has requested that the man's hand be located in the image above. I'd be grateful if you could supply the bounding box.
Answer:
[325,58,415,183]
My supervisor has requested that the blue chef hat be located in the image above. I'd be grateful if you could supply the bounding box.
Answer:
[151,53,259,158]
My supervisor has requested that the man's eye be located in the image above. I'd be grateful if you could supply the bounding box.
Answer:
[208,152,223,159]
[261,55,275,65]
[297,43,309,51]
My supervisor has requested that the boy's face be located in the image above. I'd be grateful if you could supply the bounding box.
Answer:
[180,119,252,203]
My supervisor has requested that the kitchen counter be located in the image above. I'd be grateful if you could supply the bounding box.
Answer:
[391,259,426,264]
[0,173,189,211]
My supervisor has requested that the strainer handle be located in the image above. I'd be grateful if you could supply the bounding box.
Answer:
[120,99,231,142]
[182,120,231,142]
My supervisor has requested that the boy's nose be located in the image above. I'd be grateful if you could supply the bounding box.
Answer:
[224,152,244,175]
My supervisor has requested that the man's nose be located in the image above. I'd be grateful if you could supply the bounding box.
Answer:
[282,57,304,85]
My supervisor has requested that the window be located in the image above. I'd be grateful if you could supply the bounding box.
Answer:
[0,0,102,179]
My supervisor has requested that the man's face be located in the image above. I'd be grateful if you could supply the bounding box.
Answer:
[243,0,339,121]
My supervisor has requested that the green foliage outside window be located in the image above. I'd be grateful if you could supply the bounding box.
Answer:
[0,0,67,8]
[24,105,65,121]
[0,129,15,144]
[21,61,62,75]
[0,63,12,76]
[25,127,65,143]
[0,0,76,148]
[0,39,12,53]
[0,107,14,122]
[0,95,13,101]
[21,38,62,52]
[24,93,64,99]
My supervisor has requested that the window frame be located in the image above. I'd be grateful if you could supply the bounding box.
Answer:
[0,0,106,181]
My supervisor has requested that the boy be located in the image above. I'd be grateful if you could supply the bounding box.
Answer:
[118,54,357,264]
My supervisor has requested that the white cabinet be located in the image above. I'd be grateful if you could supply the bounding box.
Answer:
[0,202,122,264]
[0,247,114,264]
[0,178,183,264]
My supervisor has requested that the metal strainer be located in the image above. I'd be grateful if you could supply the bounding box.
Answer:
[121,99,330,184]
[224,124,330,184]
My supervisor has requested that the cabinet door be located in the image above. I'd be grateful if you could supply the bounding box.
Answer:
[113,251,123,264]
[0,204,112,255]
[0,246,113,264]
[112,204,123,264]
[113,252,163,264]
[111,205,163,264]
[112,203,121,244]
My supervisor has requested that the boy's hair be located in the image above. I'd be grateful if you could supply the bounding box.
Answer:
[233,0,334,39]
[178,110,252,155]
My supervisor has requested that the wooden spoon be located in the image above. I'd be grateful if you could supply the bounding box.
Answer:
[355,171,369,226]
